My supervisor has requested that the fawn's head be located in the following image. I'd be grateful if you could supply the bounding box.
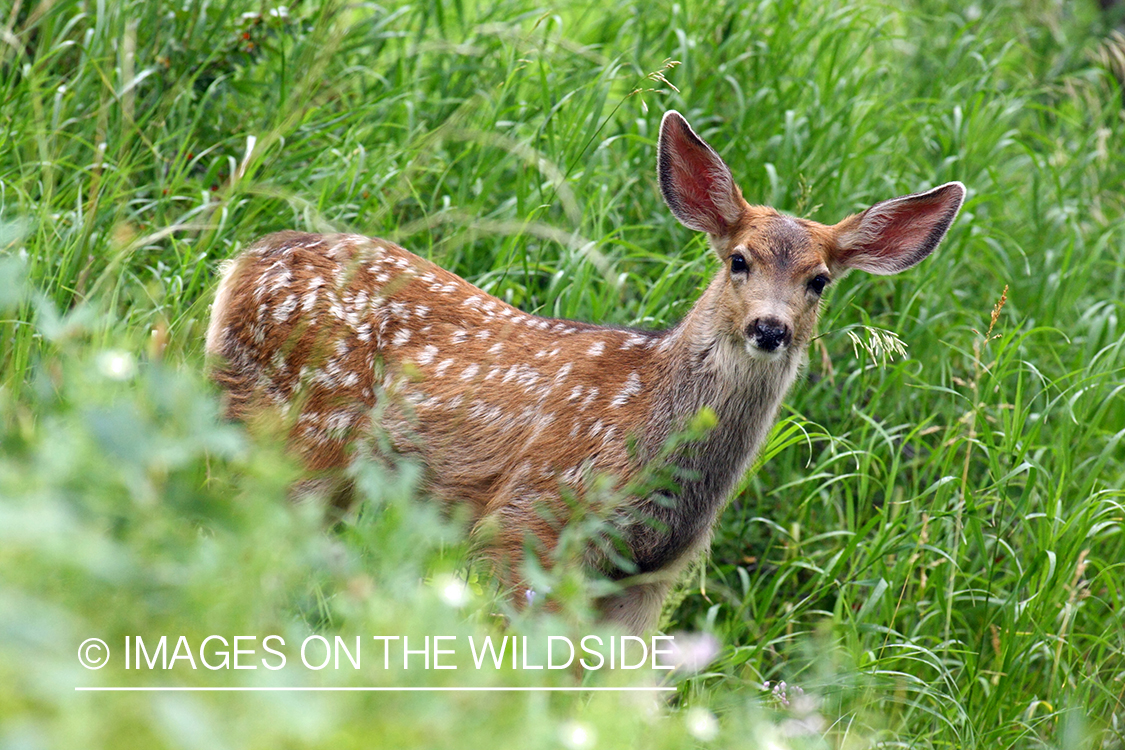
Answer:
[658,111,964,360]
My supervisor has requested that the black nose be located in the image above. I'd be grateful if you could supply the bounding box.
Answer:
[750,317,791,351]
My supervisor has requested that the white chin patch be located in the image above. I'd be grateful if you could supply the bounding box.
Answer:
[745,340,786,361]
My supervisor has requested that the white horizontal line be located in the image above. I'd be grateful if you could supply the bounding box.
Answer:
[75,686,675,692]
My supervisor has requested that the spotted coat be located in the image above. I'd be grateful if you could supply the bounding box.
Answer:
[206,111,965,635]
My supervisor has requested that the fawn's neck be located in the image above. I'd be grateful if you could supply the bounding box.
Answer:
[628,277,805,574]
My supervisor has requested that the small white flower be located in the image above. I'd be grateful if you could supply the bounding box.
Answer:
[780,714,826,738]
[436,576,469,607]
[524,584,552,605]
[96,350,137,380]
[667,631,721,674]
[560,721,595,749]
[685,706,719,741]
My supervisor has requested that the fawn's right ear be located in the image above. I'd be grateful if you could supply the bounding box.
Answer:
[658,111,746,239]
[830,182,966,275]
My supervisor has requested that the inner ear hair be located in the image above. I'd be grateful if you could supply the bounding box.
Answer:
[832,182,965,276]
[657,111,746,238]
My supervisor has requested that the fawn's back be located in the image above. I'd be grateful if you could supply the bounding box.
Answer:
[207,111,964,634]
[207,230,665,520]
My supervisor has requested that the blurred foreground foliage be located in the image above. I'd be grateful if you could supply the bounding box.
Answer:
[0,262,796,749]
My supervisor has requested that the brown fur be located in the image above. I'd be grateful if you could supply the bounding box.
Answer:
[206,112,965,634]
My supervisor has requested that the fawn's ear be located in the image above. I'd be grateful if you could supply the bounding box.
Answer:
[830,182,965,275]
[658,111,746,239]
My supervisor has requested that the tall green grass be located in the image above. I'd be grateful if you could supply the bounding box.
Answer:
[2,0,1123,748]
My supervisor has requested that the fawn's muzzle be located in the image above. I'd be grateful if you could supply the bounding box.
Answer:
[749,317,792,352]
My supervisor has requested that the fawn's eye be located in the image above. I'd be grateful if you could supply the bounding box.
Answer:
[730,253,749,275]
[807,274,830,295]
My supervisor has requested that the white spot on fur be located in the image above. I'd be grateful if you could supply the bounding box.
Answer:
[460,363,480,381]
[610,372,642,407]
[267,265,292,293]
[392,329,411,346]
[417,345,438,365]
[580,388,599,410]
[435,359,454,377]
[587,341,605,357]
[515,366,540,390]
[621,333,649,350]
[272,294,297,322]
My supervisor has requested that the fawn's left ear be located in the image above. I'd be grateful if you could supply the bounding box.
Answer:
[831,182,965,275]
[657,111,746,239]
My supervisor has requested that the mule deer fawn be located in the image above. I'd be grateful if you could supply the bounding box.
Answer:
[206,111,964,634]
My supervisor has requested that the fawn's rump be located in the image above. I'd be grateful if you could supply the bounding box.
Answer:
[206,231,673,573]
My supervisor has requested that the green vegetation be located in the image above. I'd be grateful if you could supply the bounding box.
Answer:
[2,0,1123,747]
